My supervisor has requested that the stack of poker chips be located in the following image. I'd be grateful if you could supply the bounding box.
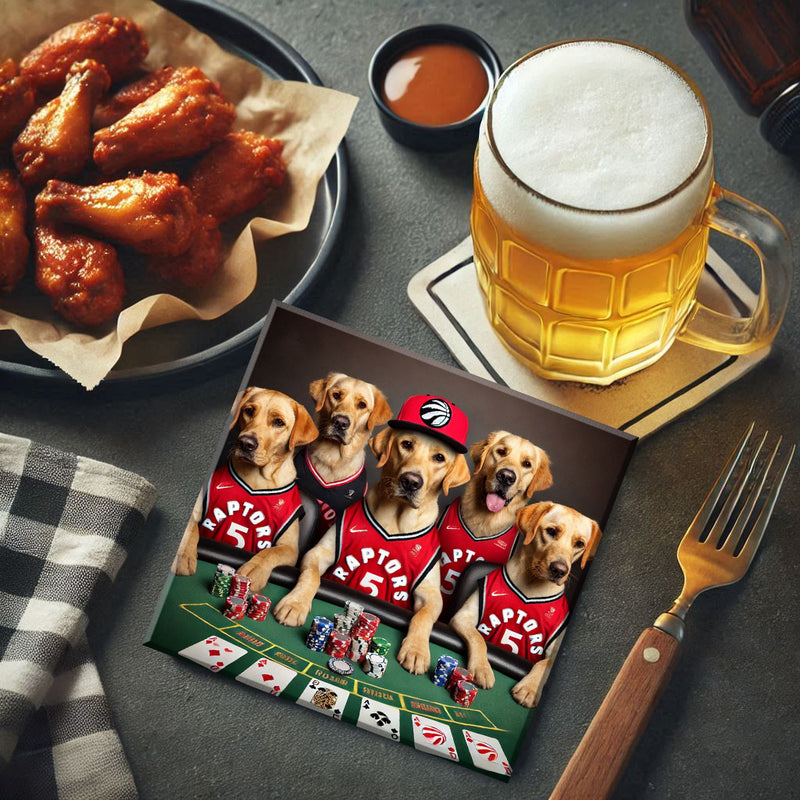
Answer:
[229,573,251,601]
[445,666,472,692]
[369,636,391,658]
[452,680,478,708]
[246,594,271,621]
[362,651,387,679]
[306,616,334,652]
[224,596,247,620]
[333,613,353,634]
[210,563,235,598]
[432,654,459,687]
[324,630,350,658]
[343,599,364,628]
[346,636,371,663]
[351,611,380,641]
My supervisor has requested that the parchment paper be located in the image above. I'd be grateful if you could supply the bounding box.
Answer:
[0,0,358,389]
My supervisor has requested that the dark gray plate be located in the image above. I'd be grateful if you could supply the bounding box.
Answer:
[0,0,348,385]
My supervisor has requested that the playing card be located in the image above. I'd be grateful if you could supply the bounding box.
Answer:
[235,658,297,696]
[296,678,349,719]
[462,730,512,776]
[356,697,401,741]
[178,635,248,672]
[411,714,458,762]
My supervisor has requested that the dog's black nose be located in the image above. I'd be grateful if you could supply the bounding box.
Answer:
[496,468,516,487]
[237,434,258,453]
[549,560,569,581]
[399,472,424,494]
[332,414,351,431]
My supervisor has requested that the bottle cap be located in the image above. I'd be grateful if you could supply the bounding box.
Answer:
[759,82,800,154]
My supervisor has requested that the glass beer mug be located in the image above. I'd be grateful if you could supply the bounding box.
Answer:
[471,39,792,384]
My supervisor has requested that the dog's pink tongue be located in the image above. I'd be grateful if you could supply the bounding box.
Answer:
[485,493,506,513]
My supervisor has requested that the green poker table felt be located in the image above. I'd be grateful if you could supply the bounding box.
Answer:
[146,557,536,780]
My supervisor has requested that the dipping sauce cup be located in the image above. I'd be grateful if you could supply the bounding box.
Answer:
[471,39,792,384]
[369,24,501,151]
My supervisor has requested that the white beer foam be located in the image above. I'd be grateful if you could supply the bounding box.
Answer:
[479,41,712,259]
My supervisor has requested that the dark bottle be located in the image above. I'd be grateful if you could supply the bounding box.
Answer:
[686,0,800,153]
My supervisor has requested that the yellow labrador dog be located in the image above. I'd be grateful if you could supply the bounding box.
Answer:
[294,372,392,539]
[437,431,552,615]
[172,387,318,591]
[274,426,470,674]
[450,502,600,708]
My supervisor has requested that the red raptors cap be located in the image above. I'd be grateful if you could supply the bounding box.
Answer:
[388,395,469,453]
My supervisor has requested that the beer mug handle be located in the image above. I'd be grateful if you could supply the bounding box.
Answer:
[677,185,792,354]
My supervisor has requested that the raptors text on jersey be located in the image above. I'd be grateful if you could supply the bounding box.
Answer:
[198,461,304,553]
[477,566,569,663]
[323,498,440,609]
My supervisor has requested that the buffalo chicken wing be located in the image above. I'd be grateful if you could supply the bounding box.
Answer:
[0,168,29,293]
[36,172,199,257]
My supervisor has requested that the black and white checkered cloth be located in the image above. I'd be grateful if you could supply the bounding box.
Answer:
[0,432,156,799]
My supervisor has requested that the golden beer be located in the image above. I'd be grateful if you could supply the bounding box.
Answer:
[472,40,791,384]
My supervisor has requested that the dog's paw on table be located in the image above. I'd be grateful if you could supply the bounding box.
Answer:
[272,595,311,627]
[510,678,540,708]
[397,637,431,675]
[236,560,271,593]
[469,658,496,690]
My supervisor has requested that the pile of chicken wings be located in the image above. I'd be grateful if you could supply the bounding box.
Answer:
[0,13,287,327]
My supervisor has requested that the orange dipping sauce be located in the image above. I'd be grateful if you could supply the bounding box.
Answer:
[382,42,489,126]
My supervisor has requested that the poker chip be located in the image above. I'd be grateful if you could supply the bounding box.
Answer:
[343,599,364,622]
[306,616,334,652]
[452,680,478,708]
[432,654,458,687]
[229,573,251,600]
[351,611,380,641]
[246,594,271,621]
[446,666,472,692]
[346,636,371,663]
[210,564,236,597]
[362,651,387,679]
[223,596,247,620]
[324,631,351,658]
[333,613,353,634]
[327,657,355,676]
[369,637,391,657]
[216,563,236,575]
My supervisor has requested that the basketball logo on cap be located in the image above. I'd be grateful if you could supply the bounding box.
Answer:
[419,398,452,428]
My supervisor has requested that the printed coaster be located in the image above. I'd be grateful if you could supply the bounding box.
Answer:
[408,237,769,439]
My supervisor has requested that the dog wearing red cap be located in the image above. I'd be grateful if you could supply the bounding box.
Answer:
[437,431,553,619]
[274,395,471,674]
[449,501,601,707]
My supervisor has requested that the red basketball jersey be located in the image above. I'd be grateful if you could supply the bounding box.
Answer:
[324,499,440,609]
[199,461,304,553]
[437,497,519,612]
[477,566,569,664]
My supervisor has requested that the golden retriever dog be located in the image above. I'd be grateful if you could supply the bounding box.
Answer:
[172,387,318,591]
[294,372,392,538]
[274,426,471,674]
[438,431,552,615]
[449,502,601,708]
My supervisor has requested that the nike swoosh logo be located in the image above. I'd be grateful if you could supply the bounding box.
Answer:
[490,591,507,597]
[216,483,236,490]
[350,527,369,533]
[445,524,461,530]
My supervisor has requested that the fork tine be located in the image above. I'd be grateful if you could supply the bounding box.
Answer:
[684,422,754,542]
[707,431,767,547]
[720,435,778,554]
[737,441,796,563]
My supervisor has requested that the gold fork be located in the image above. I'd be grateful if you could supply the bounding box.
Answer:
[550,423,795,800]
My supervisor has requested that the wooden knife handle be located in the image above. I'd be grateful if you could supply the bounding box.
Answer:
[550,626,682,800]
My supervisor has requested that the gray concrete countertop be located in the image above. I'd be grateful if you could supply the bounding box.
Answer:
[0,1,797,798]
